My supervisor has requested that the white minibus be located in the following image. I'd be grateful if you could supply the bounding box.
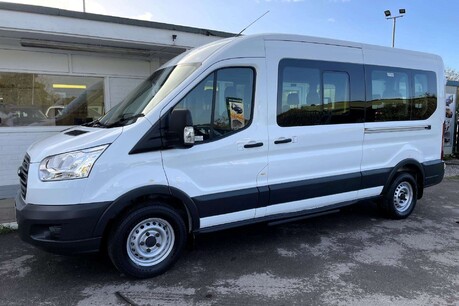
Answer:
[16,34,445,278]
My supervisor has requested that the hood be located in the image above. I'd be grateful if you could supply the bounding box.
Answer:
[27,126,123,163]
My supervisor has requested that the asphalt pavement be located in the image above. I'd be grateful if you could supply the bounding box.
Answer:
[0,178,458,305]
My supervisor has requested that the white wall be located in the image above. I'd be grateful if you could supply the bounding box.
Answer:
[0,8,222,50]
[107,77,144,109]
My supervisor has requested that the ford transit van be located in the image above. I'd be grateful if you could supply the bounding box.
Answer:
[16,34,445,278]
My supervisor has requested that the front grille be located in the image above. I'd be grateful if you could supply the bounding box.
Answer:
[18,154,30,199]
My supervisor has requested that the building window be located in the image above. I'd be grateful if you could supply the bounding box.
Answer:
[0,72,104,127]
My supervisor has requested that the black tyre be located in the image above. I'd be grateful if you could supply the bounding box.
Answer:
[108,203,187,278]
[379,173,418,219]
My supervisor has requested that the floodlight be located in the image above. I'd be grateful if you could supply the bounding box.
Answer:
[399,9,406,14]
[384,10,391,17]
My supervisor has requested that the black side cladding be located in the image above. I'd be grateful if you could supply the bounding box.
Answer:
[423,159,444,187]
[129,119,164,154]
[129,109,194,154]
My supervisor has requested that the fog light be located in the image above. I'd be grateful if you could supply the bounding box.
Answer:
[49,226,62,239]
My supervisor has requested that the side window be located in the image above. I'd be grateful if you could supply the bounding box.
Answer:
[173,67,254,142]
[277,59,363,127]
[214,68,254,132]
[366,66,437,122]
[323,71,350,123]
[412,72,437,120]
[368,69,410,121]
[277,66,321,126]
[174,74,214,141]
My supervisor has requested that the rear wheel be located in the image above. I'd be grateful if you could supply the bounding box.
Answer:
[379,173,418,219]
[108,203,187,278]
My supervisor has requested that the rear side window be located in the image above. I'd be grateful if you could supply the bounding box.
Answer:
[365,66,437,121]
[411,72,437,120]
[277,59,365,127]
[368,69,410,121]
[172,67,255,142]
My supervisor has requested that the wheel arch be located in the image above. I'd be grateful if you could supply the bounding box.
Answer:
[93,185,200,238]
[382,159,425,199]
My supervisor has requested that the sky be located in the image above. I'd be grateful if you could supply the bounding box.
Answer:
[2,0,458,70]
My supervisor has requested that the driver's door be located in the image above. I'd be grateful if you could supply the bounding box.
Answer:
[161,60,269,229]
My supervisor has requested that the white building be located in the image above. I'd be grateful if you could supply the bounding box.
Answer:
[0,2,232,199]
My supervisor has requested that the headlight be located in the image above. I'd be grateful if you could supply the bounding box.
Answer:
[39,145,108,181]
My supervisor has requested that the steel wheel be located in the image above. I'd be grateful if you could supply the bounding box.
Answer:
[393,181,414,213]
[108,203,187,278]
[127,218,175,267]
[379,172,418,219]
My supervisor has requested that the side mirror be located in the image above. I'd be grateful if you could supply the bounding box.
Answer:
[167,109,194,147]
[183,126,195,145]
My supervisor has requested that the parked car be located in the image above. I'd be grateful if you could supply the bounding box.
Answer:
[0,105,49,126]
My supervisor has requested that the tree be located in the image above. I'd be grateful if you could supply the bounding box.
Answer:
[445,67,459,81]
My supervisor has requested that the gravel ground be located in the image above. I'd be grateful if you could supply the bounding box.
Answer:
[444,162,459,177]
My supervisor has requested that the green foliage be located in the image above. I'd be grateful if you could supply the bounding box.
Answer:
[0,225,15,234]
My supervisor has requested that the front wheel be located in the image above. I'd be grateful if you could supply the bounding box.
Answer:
[108,203,187,278]
[379,173,418,219]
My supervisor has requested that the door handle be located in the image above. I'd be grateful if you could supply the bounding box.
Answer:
[274,138,292,144]
[244,142,264,148]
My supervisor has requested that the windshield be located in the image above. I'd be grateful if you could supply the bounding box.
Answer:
[95,63,199,127]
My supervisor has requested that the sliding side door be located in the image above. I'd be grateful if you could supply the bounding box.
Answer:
[260,41,366,218]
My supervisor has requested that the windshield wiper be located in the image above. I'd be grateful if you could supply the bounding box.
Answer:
[82,117,107,128]
[106,113,145,128]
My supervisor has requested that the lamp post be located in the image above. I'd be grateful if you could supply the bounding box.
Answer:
[384,9,406,48]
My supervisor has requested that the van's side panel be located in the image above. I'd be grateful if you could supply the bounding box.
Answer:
[262,40,367,217]
[361,47,445,184]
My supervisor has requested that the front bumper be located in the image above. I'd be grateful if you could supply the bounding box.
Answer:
[15,193,111,254]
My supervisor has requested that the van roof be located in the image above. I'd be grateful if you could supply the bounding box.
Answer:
[174,33,442,68]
